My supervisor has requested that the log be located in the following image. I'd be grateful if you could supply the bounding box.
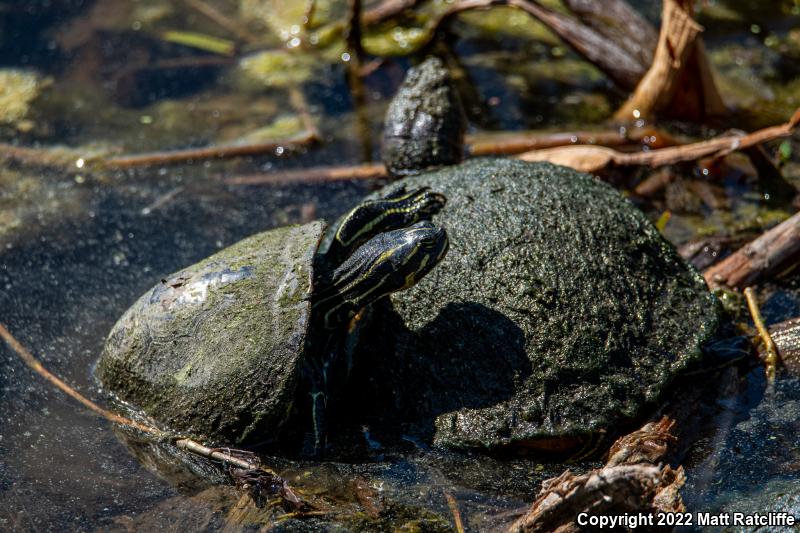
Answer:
[703,211,800,290]
[507,465,684,533]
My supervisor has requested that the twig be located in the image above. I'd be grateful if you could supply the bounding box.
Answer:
[519,107,800,173]
[744,287,781,384]
[103,131,318,169]
[363,0,422,25]
[181,0,259,44]
[0,142,89,170]
[704,209,800,290]
[444,492,466,533]
[223,162,387,185]
[141,187,184,214]
[0,322,304,507]
[304,0,317,28]
[467,126,677,156]
[562,0,656,67]
[0,322,160,436]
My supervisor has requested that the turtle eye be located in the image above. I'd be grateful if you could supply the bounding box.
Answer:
[419,233,440,248]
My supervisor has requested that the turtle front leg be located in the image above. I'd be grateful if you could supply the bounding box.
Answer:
[309,385,327,455]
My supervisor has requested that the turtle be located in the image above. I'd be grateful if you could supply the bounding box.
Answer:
[96,187,449,453]
[336,56,722,457]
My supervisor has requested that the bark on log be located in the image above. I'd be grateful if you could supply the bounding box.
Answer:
[507,417,684,532]
[507,465,684,533]
[703,211,800,290]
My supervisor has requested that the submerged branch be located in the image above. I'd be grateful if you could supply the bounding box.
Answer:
[181,0,259,44]
[0,323,159,435]
[445,492,466,533]
[345,0,365,64]
[103,131,319,170]
[0,322,306,510]
[0,142,90,170]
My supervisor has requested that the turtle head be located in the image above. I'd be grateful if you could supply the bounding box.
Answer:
[313,220,449,330]
[320,186,446,267]
[306,207,448,455]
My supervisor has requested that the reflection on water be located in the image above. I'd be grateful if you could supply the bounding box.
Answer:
[1,0,800,530]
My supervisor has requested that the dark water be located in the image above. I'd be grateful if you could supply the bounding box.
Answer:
[1,1,800,531]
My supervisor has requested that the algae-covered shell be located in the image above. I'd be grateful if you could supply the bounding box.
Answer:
[97,221,324,445]
[356,158,720,452]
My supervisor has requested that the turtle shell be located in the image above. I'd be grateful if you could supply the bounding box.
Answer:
[96,221,324,445]
[352,158,720,452]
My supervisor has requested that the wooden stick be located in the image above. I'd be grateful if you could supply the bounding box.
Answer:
[104,131,318,169]
[225,108,800,185]
[744,287,781,384]
[345,0,365,63]
[704,210,800,290]
[519,107,800,173]
[363,0,422,25]
[0,322,160,435]
[0,322,277,474]
[181,0,259,44]
[0,143,88,170]
[467,127,675,156]
[223,162,387,185]
[562,0,656,67]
